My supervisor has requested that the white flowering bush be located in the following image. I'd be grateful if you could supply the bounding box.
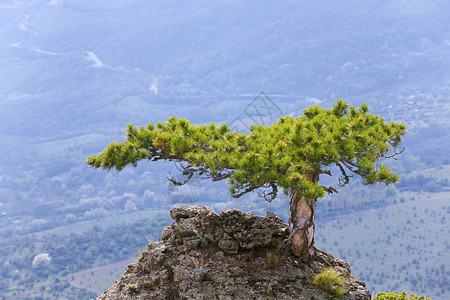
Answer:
[32,253,52,268]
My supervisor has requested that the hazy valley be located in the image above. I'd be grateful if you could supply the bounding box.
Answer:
[0,0,449,299]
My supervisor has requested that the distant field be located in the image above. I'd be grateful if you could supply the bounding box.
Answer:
[70,258,135,295]
[2,166,448,299]
[419,164,450,180]
[64,189,449,299]
[31,207,168,238]
[316,192,449,299]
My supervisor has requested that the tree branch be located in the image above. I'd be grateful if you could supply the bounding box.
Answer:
[340,159,366,177]
[169,161,235,184]
[321,185,338,194]
[320,169,332,176]
[231,184,262,199]
[336,161,353,188]
[381,144,405,160]
[167,172,193,186]
[259,182,278,202]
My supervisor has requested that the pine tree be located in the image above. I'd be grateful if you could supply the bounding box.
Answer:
[86,99,406,262]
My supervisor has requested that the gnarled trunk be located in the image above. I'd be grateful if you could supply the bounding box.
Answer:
[288,173,318,262]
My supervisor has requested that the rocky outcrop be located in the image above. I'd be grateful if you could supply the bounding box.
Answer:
[97,205,371,300]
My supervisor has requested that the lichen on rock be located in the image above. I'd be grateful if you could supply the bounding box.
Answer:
[97,205,371,300]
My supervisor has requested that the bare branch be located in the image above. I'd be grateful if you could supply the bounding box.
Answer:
[340,159,366,177]
[231,184,262,199]
[171,161,235,182]
[320,169,332,176]
[259,182,278,202]
[167,172,193,186]
[381,146,405,160]
[336,161,353,188]
[321,185,338,194]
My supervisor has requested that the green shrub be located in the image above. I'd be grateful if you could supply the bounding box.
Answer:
[156,261,170,267]
[198,235,208,248]
[121,283,138,294]
[190,266,208,282]
[312,267,346,297]
[373,291,431,300]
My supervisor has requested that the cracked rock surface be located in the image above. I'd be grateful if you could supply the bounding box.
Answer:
[97,205,371,300]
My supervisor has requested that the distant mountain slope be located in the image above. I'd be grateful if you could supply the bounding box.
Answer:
[1,0,449,138]
[0,1,449,298]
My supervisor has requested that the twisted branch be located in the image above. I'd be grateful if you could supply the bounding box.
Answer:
[382,143,405,160]
[231,184,263,199]
[259,182,278,202]
[336,161,353,188]
[167,161,235,185]
[321,185,338,194]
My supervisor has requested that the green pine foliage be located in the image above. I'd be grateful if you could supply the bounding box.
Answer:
[86,99,406,200]
[373,291,431,300]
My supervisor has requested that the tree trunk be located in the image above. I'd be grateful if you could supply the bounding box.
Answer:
[288,173,319,262]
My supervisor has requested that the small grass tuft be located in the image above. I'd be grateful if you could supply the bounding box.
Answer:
[264,250,282,269]
[121,283,138,294]
[312,267,346,297]
[168,234,182,243]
